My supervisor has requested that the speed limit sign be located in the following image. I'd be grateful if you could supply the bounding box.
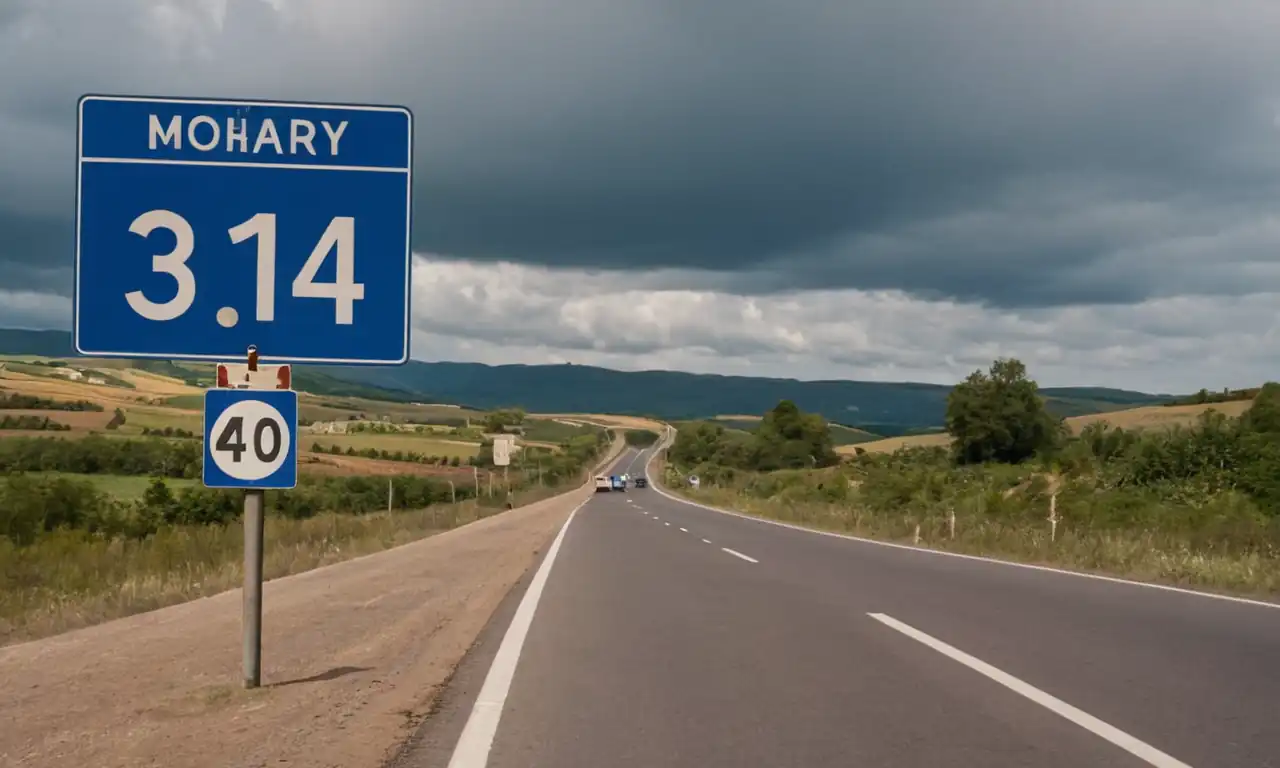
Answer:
[203,389,298,489]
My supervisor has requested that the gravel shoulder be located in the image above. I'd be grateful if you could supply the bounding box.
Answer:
[0,466,613,768]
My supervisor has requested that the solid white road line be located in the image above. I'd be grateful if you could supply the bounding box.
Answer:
[446,501,584,768]
[868,613,1194,768]
[641,450,1280,611]
[722,547,758,564]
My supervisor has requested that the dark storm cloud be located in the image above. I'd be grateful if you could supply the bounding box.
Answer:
[2,0,1280,309]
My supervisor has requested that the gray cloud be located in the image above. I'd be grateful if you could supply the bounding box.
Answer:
[407,257,1280,393]
[5,1,1280,309]
[4,0,1280,389]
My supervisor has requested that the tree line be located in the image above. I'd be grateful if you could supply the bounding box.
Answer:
[0,415,71,431]
[669,400,839,472]
[0,391,104,411]
[310,441,465,466]
[668,357,1280,521]
[0,428,615,548]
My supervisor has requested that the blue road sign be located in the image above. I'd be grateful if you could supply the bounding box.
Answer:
[203,388,298,489]
[75,95,414,365]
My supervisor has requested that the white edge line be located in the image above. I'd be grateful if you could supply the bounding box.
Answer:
[867,613,1194,768]
[446,500,584,768]
[643,445,1280,611]
[80,156,407,173]
[722,547,758,564]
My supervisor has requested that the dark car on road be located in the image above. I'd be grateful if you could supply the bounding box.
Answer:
[633,476,648,488]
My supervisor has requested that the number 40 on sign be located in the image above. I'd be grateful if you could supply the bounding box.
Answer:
[203,389,298,490]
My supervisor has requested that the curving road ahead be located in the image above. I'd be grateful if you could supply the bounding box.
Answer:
[395,447,1280,768]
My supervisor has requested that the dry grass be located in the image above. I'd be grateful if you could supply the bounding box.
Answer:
[534,413,667,431]
[0,436,625,646]
[842,400,1256,455]
[297,452,480,479]
[1068,400,1252,429]
[0,499,516,645]
[841,432,951,454]
[676,485,1280,597]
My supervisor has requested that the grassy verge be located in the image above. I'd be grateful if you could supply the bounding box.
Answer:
[655,462,1280,598]
[1,436,622,647]
[1,487,555,647]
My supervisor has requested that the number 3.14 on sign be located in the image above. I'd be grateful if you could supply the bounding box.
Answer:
[75,96,413,365]
[203,389,298,490]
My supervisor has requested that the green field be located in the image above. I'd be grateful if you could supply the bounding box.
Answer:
[30,472,199,500]
[119,406,203,434]
[709,416,879,446]
[307,433,480,457]
[161,394,204,409]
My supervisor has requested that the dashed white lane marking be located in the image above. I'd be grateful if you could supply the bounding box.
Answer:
[679,527,688,532]
[446,501,585,768]
[721,547,758,564]
[701,538,712,544]
[868,613,1194,768]
[665,522,671,527]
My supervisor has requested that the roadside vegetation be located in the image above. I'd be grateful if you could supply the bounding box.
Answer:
[663,359,1280,597]
[0,426,615,645]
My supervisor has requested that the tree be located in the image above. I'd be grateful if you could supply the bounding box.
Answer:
[945,358,1063,465]
[751,400,839,470]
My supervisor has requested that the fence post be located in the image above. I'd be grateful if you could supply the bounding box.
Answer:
[1048,493,1058,543]
[948,508,956,540]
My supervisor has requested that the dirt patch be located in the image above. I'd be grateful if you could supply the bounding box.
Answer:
[0,484,596,768]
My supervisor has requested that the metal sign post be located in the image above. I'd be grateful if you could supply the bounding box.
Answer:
[206,346,297,688]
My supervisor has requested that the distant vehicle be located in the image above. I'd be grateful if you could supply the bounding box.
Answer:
[610,475,626,491]
[634,476,648,488]
[594,475,611,492]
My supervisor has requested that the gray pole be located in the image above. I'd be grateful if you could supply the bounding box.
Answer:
[242,488,265,688]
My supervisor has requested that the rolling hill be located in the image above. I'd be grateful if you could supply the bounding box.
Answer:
[0,328,1174,432]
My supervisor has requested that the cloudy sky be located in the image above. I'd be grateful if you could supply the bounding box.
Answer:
[4,0,1280,393]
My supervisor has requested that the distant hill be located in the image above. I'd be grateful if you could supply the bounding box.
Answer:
[0,328,1174,432]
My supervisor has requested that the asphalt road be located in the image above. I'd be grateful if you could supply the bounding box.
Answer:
[401,447,1280,768]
